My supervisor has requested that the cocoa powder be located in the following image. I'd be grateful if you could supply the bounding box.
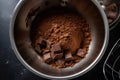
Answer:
[31,10,91,68]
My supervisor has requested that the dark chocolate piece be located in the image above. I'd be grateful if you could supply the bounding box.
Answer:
[65,52,73,61]
[35,37,47,49]
[51,52,63,59]
[51,43,62,53]
[43,53,52,63]
[76,49,86,58]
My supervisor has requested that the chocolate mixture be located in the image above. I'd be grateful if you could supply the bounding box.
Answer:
[31,10,91,68]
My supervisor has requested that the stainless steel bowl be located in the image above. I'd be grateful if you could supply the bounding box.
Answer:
[10,0,109,79]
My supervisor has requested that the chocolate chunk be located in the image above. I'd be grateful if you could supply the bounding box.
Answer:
[43,53,52,63]
[36,38,47,49]
[76,49,86,57]
[51,43,62,53]
[51,52,63,59]
[65,52,73,61]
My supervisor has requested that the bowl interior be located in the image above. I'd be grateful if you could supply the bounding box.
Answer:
[12,0,107,78]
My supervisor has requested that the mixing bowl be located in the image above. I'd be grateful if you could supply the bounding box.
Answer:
[10,0,109,79]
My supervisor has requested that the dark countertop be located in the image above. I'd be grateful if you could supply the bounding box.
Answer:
[0,0,120,80]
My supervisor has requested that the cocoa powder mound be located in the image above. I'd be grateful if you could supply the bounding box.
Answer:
[31,11,91,68]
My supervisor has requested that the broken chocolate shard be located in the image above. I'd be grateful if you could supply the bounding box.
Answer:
[65,52,73,61]
[35,37,47,49]
[51,43,62,53]
[51,52,63,59]
[43,53,52,63]
[76,49,86,58]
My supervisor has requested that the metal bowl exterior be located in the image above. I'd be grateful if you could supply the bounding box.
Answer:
[10,0,109,79]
